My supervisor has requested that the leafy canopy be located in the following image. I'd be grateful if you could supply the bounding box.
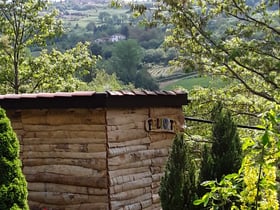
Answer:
[0,0,100,93]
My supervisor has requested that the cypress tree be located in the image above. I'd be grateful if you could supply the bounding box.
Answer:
[0,108,29,210]
[210,102,242,181]
[159,133,198,210]
[198,102,243,209]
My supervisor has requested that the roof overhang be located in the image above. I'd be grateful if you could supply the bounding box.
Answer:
[0,90,189,109]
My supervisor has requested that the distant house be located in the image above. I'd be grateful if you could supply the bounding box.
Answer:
[94,37,109,44]
[94,34,126,44]
[109,34,126,42]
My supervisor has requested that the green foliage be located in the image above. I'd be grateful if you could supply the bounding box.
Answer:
[163,76,230,90]
[8,42,99,93]
[80,70,134,91]
[195,109,280,209]
[107,39,143,84]
[153,0,280,103]
[0,0,63,93]
[197,102,243,209]
[159,133,198,210]
[210,102,242,181]
[0,108,28,210]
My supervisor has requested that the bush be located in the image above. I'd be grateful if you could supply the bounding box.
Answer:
[0,108,29,210]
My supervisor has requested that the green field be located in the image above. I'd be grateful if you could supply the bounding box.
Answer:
[162,76,230,91]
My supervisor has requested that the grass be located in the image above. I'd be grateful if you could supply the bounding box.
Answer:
[163,76,230,91]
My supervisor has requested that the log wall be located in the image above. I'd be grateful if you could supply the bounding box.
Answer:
[7,106,185,210]
[106,107,184,210]
[8,109,109,210]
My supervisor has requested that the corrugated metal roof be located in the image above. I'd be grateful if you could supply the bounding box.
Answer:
[0,90,189,109]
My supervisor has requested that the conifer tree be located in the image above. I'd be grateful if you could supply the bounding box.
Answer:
[198,102,243,209]
[159,133,198,210]
[0,108,29,210]
[211,102,242,181]
[200,102,242,182]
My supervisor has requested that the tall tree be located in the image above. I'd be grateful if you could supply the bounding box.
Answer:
[153,0,280,103]
[0,108,28,210]
[211,102,242,181]
[199,102,243,209]
[0,0,99,94]
[0,0,62,93]
[107,39,143,84]
[200,102,242,182]
[159,133,198,210]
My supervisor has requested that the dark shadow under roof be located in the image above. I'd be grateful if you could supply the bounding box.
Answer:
[0,90,189,109]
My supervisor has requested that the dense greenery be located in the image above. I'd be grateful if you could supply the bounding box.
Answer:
[199,102,243,209]
[159,133,198,210]
[113,0,280,209]
[0,108,28,210]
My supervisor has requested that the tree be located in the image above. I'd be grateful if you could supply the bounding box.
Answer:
[86,21,96,33]
[0,0,63,93]
[0,42,99,93]
[98,11,111,23]
[106,39,143,84]
[0,0,100,94]
[210,102,242,181]
[198,102,243,209]
[80,69,134,91]
[0,108,28,210]
[147,0,280,103]
[159,133,198,210]
[195,110,279,210]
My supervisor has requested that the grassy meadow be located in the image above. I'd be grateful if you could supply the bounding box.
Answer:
[162,76,230,91]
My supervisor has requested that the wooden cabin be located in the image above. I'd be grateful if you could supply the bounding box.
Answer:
[0,90,188,210]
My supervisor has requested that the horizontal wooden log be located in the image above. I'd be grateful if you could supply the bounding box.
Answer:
[110,193,151,210]
[152,157,168,167]
[149,132,176,142]
[122,199,153,210]
[150,166,164,174]
[142,206,154,210]
[152,173,164,182]
[107,129,148,142]
[151,182,160,190]
[109,166,149,178]
[109,159,151,171]
[111,187,150,201]
[107,121,144,132]
[110,171,151,186]
[150,140,173,149]
[152,194,160,204]
[10,122,23,130]
[106,108,148,125]
[107,115,148,126]
[108,137,150,148]
[24,165,106,177]
[23,143,106,153]
[28,191,108,205]
[149,107,183,117]
[26,173,107,188]
[109,149,168,166]
[28,201,109,210]
[108,145,148,157]
[107,108,148,116]
[23,158,106,170]
[23,124,106,132]
[22,151,106,159]
[28,182,107,195]
[23,137,106,145]
[21,109,106,125]
[110,177,152,194]
[23,130,106,139]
